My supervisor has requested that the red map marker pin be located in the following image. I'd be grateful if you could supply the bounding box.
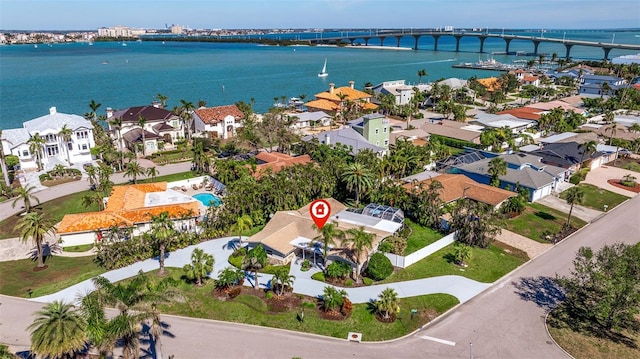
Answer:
[309,199,331,229]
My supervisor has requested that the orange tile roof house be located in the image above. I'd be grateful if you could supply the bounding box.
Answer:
[193,104,245,139]
[403,173,515,208]
[305,81,378,113]
[57,183,201,248]
[250,152,313,178]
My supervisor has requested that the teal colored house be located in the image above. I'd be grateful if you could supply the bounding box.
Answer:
[348,113,390,149]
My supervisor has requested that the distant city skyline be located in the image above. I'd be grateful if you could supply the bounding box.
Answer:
[1,0,639,31]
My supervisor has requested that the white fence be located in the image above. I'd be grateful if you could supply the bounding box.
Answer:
[167,175,210,189]
[384,232,456,268]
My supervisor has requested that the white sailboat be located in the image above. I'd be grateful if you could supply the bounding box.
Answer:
[317,58,328,77]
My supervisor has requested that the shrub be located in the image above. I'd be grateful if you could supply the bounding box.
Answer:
[311,272,325,282]
[383,236,407,255]
[367,253,394,281]
[265,291,274,299]
[341,298,353,316]
[300,259,311,272]
[325,261,351,279]
[377,241,393,253]
[301,301,316,309]
[232,247,247,257]
[344,279,354,287]
[362,277,374,286]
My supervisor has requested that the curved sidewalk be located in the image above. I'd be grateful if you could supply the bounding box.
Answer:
[30,236,488,305]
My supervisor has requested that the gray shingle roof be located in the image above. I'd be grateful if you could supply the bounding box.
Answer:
[457,158,557,189]
[301,127,385,155]
[1,128,31,148]
[23,109,93,134]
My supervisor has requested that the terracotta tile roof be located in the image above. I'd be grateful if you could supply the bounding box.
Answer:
[315,86,372,102]
[305,99,340,112]
[306,85,378,113]
[477,77,501,92]
[251,152,313,178]
[58,182,200,234]
[403,174,515,206]
[523,75,539,82]
[194,105,244,125]
[497,107,543,121]
[526,100,585,114]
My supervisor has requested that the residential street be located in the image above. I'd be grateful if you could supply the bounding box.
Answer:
[2,194,638,358]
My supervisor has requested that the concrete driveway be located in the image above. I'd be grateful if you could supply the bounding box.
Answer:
[583,165,639,197]
[537,194,603,222]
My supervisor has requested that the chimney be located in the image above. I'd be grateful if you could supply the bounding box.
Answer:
[151,100,161,108]
[329,83,335,94]
[106,107,114,119]
[349,80,355,89]
[49,107,57,115]
[324,133,331,145]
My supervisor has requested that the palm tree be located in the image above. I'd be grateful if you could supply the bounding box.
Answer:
[343,226,374,283]
[0,130,11,187]
[564,186,585,228]
[231,214,253,247]
[137,116,148,157]
[417,69,428,84]
[488,157,507,187]
[603,110,615,124]
[150,212,175,276]
[15,212,56,268]
[578,140,598,169]
[182,248,215,286]
[29,301,87,359]
[312,221,345,263]
[271,267,295,296]
[179,99,195,142]
[109,117,125,170]
[155,93,168,108]
[27,133,46,171]
[452,242,472,266]
[241,244,267,289]
[58,124,73,165]
[321,286,348,312]
[11,184,39,213]
[146,166,159,182]
[146,303,166,359]
[89,99,102,121]
[606,123,620,165]
[375,287,400,320]
[124,160,145,184]
[342,162,374,207]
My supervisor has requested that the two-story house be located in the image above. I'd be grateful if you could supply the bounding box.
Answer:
[347,113,391,148]
[1,107,95,170]
[107,103,183,155]
[193,105,245,139]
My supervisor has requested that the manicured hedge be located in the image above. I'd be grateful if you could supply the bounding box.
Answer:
[367,253,394,281]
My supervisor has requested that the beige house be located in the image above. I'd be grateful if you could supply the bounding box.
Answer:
[245,198,404,265]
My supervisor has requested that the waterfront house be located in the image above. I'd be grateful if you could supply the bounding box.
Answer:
[301,127,387,156]
[305,81,378,113]
[452,152,569,202]
[193,104,245,139]
[287,111,331,131]
[371,80,431,106]
[347,113,391,148]
[245,198,403,265]
[57,182,200,247]
[1,107,95,171]
[107,104,183,155]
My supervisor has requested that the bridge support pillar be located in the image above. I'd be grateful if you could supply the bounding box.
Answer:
[412,35,420,50]
[380,36,385,46]
[532,40,540,54]
[454,35,462,52]
[504,38,512,54]
[364,38,369,46]
[478,36,486,53]
[564,44,573,59]
[433,35,440,51]
[348,38,355,46]
[603,47,612,60]
[395,36,402,47]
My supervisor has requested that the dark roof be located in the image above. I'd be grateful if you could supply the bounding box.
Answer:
[152,123,176,132]
[122,128,162,144]
[112,106,178,123]
[531,141,603,168]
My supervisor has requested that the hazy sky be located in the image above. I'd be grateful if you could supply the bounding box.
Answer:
[1,0,638,30]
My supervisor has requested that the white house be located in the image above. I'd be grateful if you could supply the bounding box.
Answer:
[193,105,244,139]
[287,111,331,130]
[371,80,431,106]
[1,107,95,170]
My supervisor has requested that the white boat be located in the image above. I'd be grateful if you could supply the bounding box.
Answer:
[122,42,127,47]
[33,44,38,48]
[317,58,328,77]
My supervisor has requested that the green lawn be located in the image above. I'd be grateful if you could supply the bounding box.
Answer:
[381,241,528,284]
[157,271,459,341]
[0,255,105,298]
[404,221,445,255]
[559,183,629,211]
[0,190,98,239]
[63,243,94,252]
[504,203,587,243]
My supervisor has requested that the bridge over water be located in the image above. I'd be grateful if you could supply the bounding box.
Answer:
[309,30,640,59]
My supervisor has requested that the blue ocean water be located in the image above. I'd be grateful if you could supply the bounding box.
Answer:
[1,29,638,129]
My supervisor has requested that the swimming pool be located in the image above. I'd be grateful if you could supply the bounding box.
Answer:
[192,193,223,207]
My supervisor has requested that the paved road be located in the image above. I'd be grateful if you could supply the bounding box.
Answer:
[3,196,638,358]
[0,162,192,222]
